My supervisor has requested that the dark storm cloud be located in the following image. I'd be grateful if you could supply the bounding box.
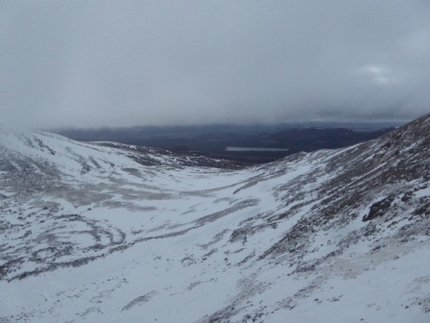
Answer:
[1,1,430,128]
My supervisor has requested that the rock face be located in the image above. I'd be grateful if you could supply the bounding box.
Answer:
[0,114,429,323]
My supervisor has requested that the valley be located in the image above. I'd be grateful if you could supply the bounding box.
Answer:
[0,114,429,322]
[54,123,397,164]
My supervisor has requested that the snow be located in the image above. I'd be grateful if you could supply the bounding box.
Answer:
[1,122,430,322]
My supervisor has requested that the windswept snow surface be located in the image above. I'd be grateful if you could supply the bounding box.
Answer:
[1,115,430,322]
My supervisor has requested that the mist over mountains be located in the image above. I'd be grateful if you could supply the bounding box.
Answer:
[0,114,429,322]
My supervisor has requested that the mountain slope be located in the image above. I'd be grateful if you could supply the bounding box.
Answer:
[0,114,429,323]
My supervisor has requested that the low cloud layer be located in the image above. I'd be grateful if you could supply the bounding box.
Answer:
[1,1,430,128]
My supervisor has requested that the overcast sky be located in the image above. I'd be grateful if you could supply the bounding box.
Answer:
[1,1,430,129]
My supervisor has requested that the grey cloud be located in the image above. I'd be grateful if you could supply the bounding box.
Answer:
[1,0,430,128]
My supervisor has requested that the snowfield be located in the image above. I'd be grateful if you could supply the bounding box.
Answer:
[1,114,430,322]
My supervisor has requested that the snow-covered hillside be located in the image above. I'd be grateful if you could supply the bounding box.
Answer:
[1,114,429,323]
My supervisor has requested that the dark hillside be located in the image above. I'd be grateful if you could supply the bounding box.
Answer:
[54,125,395,164]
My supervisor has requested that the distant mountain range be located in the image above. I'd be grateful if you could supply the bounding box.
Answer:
[53,123,398,164]
[1,114,429,322]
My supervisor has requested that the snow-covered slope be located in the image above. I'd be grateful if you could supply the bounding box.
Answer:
[0,114,429,323]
